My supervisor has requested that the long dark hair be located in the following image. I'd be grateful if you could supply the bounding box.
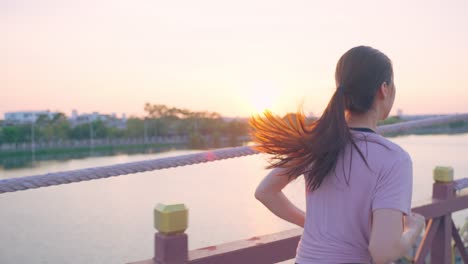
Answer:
[250,46,394,191]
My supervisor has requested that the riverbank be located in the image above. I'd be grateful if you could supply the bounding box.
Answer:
[0,141,184,157]
[0,136,187,153]
[0,136,250,170]
[0,143,183,169]
[0,134,249,154]
[380,117,468,137]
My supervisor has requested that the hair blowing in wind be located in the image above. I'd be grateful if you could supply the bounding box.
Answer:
[249,46,394,191]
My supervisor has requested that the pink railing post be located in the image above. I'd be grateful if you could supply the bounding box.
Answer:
[431,166,456,264]
[153,204,189,264]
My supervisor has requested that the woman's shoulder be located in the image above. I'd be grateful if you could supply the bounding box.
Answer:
[352,130,411,162]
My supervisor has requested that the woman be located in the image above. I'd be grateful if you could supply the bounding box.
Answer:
[251,46,425,264]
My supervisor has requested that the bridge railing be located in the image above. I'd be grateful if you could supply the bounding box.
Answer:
[128,168,468,264]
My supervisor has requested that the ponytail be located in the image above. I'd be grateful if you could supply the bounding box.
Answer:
[250,86,356,191]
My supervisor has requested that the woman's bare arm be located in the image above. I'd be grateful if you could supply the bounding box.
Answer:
[254,168,305,228]
[369,209,424,264]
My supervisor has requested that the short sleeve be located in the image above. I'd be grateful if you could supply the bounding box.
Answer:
[372,154,413,215]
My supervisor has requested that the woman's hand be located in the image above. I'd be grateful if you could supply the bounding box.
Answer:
[404,213,425,241]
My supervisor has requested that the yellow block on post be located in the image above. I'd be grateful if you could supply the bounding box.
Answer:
[433,166,454,183]
[154,203,188,235]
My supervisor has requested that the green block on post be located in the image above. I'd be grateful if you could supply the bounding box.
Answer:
[154,203,188,235]
[433,166,454,183]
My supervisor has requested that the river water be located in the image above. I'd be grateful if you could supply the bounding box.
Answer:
[0,134,467,264]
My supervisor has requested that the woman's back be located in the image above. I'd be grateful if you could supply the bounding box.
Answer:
[252,46,424,264]
[296,130,412,264]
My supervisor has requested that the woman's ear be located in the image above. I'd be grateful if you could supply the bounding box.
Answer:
[377,82,389,100]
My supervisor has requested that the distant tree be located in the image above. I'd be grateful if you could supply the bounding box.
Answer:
[223,119,249,146]
[1,126,28,143]
[35,112,71,141]
[52,113,67,123]
[107,127,125,138]
[144,103,169,118]
[69,124,90,140]
[36,114,51,125]
[92,121,109,138]
[143,103,226,138]
[125,118,144,138]
[449,120,466,129]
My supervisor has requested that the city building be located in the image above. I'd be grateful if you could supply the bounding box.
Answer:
[2,109,128,129]
[4,110,60,124]
[68,110,127,129]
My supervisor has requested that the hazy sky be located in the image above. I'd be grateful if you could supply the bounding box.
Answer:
[2,0,468,118]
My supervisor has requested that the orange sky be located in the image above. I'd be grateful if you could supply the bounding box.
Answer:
[2,0,468,118]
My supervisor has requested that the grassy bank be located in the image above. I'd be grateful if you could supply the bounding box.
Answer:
[378,117,468,137]
[0,138,250,170]
[0,143,188,170]
[0,142,182,158]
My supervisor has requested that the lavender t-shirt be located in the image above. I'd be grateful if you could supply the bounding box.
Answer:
[295,130,413,264]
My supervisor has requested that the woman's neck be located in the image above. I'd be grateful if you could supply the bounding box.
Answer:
[346,111,379,131]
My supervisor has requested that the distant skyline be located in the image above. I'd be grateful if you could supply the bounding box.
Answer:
[0,107,459,120]
[3,0,468,118]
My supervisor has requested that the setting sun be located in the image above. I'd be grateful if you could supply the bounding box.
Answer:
[246,80,281,114]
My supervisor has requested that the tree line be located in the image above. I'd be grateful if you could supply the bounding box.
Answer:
[0,104,250,148]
